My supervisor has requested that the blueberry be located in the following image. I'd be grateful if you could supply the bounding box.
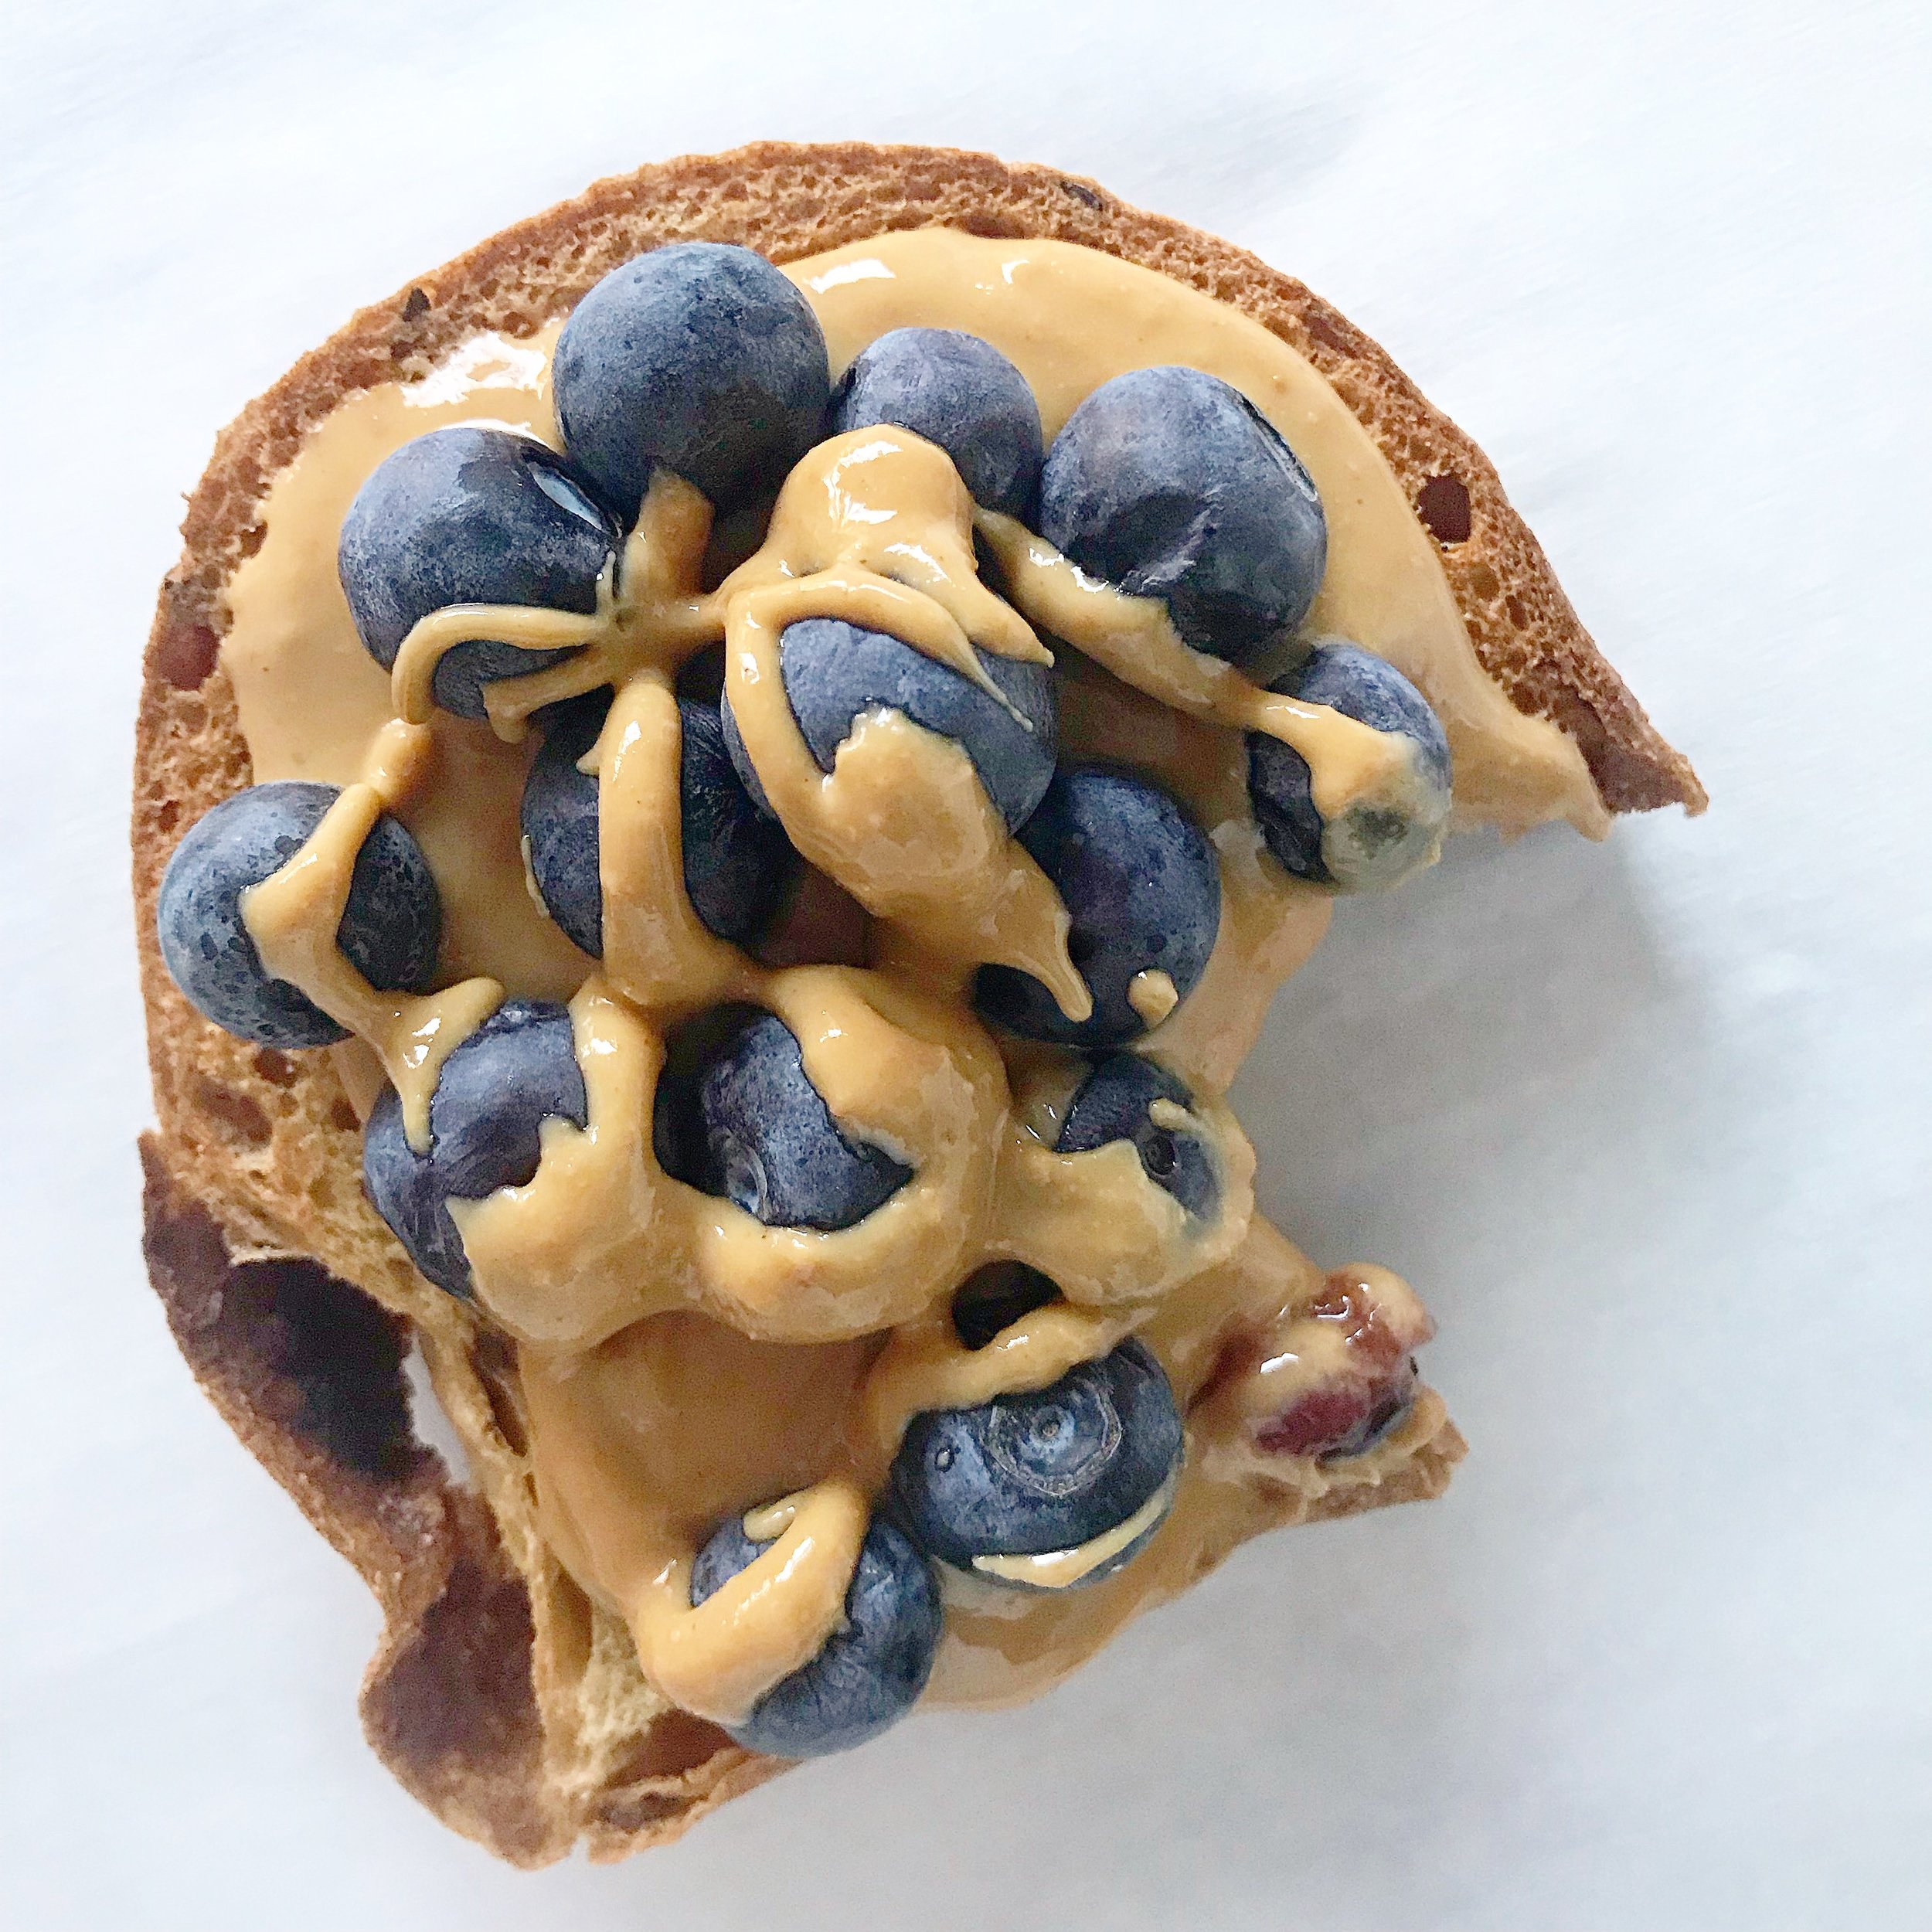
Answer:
[975,767,1220,1047]
[1038,366,1327,667]
[828,328,1043,519]
[554,242,830,519]
[520,690,798,956]
[362,1000,587,1298]
[156,781,440,1049]
[1059,1055,1218,1220]
[690,1512,940,1757]
[1248,641,1452,891]
[654,1010,909,1231]
[723,617,1057,833]
[889,1339,1182,1587]
[950,1263,1061,1352]
[338,426,618,720]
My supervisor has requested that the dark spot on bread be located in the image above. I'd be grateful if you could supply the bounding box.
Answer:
[253,1046,301,1087]
[1505,594,1528,631]
[362,1535,553,1861]
[190,1073,272,1146]
[228,1257,421,1478]
[597,1791,685,1833]
[1060,179,1105,210]
[330,1096,362,1133]
[1417,473,1471,546]
[957,209,1026,240]
[148,1196,426,1481]
[156,621,220,691]
[140,1145,444,1494]
[369,1546,537,1754]
[611,1709,736,1781]
[1301,308,1355,357]
[236,522,267,561]
[155,801,180,833]
[402,286,430,321]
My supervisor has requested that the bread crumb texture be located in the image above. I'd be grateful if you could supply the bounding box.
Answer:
[131,141,1691,1863]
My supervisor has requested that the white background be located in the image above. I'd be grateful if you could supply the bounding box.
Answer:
[2,2,1927,1927]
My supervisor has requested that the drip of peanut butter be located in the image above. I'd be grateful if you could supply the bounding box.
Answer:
[209,227,1573,1726]
[717,429,1084,1018]
[240,719,503,1149]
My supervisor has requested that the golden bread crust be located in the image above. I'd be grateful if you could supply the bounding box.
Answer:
[131,141,1682,1863]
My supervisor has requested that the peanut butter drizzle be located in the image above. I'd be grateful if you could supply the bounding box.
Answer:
[717,429,1085,1018]
[969,1468,1179,1589]
[1128,970,1180,1028]
[798,230,1607,840]
[926,1223,1450,1709]
[209,226,1580,1727]
[978,510,1447,862]
[239,719,504,1149]
[523,1294,1133,1722]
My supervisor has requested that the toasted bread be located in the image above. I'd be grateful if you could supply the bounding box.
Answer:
[131,141,1702,1865]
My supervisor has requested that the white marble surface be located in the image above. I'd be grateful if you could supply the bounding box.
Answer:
[2,2,1927,1927]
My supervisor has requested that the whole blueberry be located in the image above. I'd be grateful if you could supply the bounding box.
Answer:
[690,1511,940,1757]
[156,781,440,1050]
[1038,366,1327,667]
[975,767,1220,1047]
[520,690,798,955]
[1059,1054,1218,1221]
[723,617,1057,832]
[553,242,830,519]
[889,1339,1182,1587]
[362,1000,587,1298]
[654,1010,909,1231]
[828,328,1043,519]
[338,425,618,720]
[1248,640,1453,891]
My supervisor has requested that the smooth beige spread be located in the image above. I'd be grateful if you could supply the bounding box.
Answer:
[219,230,1591,1725]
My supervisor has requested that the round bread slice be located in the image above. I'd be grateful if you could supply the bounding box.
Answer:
[131,141,1703,1866]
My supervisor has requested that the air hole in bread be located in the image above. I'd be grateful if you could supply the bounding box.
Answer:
[472,1329,530,1460]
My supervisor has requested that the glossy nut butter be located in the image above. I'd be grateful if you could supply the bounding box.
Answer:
[216,230,1590,1723]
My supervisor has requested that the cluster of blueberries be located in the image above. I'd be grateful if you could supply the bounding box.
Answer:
[154,238,1454,1758]
[697,1269,1187,1757]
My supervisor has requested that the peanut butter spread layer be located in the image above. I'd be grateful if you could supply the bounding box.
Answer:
[182,229,1595,1733]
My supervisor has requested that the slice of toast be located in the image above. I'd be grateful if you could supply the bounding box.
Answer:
[131,141,1703,1866]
